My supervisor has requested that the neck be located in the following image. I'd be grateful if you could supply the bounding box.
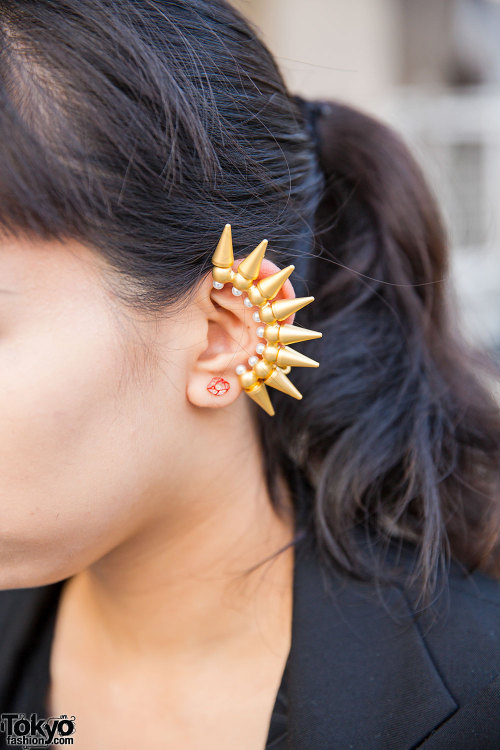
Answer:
[53,423,296,670]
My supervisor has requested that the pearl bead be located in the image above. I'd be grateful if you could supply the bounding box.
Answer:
[248,355,259,367]
[231,287,243,296]
[235,364,247,375]
[252,311,261,322]
[244,297,253,308]
[212,280,224,290]
[256,326,265,338]
[256,343,265,355]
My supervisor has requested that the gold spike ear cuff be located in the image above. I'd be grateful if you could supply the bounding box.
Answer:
[211,224,322,417]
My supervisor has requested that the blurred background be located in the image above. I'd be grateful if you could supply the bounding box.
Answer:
[232,0,500,361]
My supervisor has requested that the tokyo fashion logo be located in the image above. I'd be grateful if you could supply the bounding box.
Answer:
[0,712,76,746]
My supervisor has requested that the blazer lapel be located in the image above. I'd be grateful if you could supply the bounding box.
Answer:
[285,533,458,749]
[413,674,500,749]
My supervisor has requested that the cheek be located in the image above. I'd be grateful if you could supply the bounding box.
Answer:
[0,309,165,589]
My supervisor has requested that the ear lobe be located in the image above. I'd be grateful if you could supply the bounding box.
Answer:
[186,277,255,410]
[186,313,245,408]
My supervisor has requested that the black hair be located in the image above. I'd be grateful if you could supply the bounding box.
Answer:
[1,0,499,611]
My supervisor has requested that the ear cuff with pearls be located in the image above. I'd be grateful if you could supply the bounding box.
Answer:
[211,224,322,417]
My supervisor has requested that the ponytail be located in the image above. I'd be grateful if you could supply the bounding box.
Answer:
[259,99,500,610]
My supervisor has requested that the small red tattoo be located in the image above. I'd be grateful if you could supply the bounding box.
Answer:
[207,377,230,396]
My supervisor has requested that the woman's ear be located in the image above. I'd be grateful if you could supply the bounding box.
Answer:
[186,258,296,410]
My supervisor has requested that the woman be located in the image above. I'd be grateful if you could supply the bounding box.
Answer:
[0,1,498,748]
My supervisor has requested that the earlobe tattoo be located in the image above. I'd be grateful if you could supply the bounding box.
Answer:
[211,224,322,417]
[206,377,230,396]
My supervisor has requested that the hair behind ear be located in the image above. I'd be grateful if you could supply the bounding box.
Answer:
[259,99,500,611]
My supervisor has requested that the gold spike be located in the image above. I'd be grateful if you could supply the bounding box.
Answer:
[237,239,268,280]
[260,296,315,323]
[261,324,281,343]
[211,224,234,268]
[275,345,319,368]
[256,265,295,301]
[238,369,258,390]
[262,345,279,365]
[245,382,275,416]
[264,366,303,399]
[275,324,322,345]
[254,358,274,380]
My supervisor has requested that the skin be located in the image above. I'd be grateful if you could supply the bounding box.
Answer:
[0,234,298,748]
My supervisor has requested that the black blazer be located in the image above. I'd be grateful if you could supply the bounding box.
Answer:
[286,530,500,749]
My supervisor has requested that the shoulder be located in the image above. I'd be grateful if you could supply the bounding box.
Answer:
[287,532,500,749]
[392,557,500,749]
[391,549,500,705]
